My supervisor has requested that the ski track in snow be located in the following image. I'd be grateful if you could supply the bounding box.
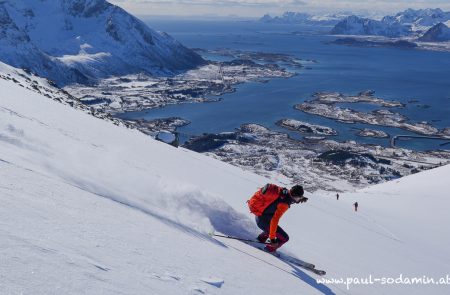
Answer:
[307,201,402,243]
[0,161,229,295]
[215,238,336,295]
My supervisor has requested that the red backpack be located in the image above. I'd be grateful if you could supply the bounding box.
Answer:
[247,184,282,216]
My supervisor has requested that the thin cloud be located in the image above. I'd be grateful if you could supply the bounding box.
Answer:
[113,0,307,6]
[109,0,450,17]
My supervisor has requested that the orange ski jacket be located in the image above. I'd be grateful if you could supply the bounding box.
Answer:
[248,184,291,239]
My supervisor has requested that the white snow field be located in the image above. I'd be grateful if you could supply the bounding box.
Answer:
[1,64,450,295]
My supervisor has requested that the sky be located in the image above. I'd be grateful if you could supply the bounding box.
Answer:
[108,0,450,18]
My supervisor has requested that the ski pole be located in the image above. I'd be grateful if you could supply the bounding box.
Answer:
[210,233,269,244]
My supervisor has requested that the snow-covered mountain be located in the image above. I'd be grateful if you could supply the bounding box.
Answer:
[260,11,348,26]
[2,62,450,294]
[330,15,410,37]
[0,0,204,86]
[419,22,450,42]
[384,8,450,33]
[331,8,450,37]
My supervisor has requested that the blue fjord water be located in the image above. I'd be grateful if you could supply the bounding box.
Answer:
[122,20,450,150]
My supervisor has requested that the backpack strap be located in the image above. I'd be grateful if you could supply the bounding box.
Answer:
[261,183,270,194]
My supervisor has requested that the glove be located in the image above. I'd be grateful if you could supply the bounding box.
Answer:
[299,197,308,203]
[265,237,279,245]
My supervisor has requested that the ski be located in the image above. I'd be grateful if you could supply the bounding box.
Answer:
[277,254,326,276]
[211,233,326,276]
[254,244,326,276]
[278,253,315,269]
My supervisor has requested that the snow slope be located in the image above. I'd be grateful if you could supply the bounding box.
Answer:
[1,65,450,294]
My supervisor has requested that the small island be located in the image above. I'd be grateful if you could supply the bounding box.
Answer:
[296,103,439,135]
[294,91,442,136]
[356,128,389,138]
[332,37,418,49]
[276,119,338,136]
[310,90,404,107]
[193,48,304,69]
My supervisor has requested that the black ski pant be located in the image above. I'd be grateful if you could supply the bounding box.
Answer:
[255,215,289,242]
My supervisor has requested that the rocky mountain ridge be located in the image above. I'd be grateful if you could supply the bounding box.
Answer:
[0,0,204,86]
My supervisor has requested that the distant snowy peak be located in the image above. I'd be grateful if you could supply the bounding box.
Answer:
[0,0,205,86]
[389,8,450,26]
[330,15,410,37]
[259,14,272,22]
[331,8,450,37]
[419,22,450,42]
[385,8,450,34]
[259,11,347,25]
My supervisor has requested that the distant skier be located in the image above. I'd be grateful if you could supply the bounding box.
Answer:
[336,193,339,200]
[353,202,359,212]
[247,184,307,253]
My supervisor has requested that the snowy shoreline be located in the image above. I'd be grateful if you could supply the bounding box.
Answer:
[65,49,298,115]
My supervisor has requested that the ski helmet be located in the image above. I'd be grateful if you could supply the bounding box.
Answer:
[290,185,304,197]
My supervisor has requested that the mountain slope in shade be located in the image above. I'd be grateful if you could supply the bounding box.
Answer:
[331,15,410,37]
[0,4,90,84]
[419,22,450,42]
[0,0,204,86]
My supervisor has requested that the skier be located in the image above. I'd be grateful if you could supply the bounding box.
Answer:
[336,193,339,200]
[247,184,307,253]
[353,202,359,212]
